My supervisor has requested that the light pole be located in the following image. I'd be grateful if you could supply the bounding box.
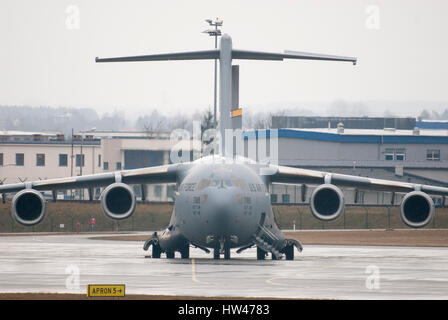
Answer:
[203,18,223,128]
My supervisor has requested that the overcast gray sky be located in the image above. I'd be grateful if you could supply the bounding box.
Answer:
[1,0,447,119]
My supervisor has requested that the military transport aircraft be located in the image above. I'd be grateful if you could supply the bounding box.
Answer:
[1,34,447,260]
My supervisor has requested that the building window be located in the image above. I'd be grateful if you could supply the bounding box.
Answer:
[282,194,290,204]
[59,154,68,167]
[427,149,440,161]
[384,148,406,161]
[98,154,101,167]
[95,188,101,199]
[270,194,278,203]
[116,162,122,170]
[384,153,394,161]
[36,154,45,166]
[395,150,406,161]
[167,185,175,200]
[133,185,142,198]
[0,153,3,166]
[103,162,109,170]
[124,150,165,169]
[154,185,162,198]
[76,154,85,167]
[356,191,365,204]
[16,153,24,166]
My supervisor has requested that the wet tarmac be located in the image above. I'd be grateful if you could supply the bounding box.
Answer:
[0,233,447,299]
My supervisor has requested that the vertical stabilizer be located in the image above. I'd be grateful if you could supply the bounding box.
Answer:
[218,34,233,155]
[231,65,242,131]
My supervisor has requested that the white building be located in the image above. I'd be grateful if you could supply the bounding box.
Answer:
[0,130,200,201]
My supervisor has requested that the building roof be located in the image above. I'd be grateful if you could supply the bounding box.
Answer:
[416,120,448,130]
[244,128,448,144]
[80,130,171,139]
[0,130,62,136]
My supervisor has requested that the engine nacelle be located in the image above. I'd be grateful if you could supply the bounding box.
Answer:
[100,183,136,220]
[310,184,345,221]
[11,189,46,226]
[400,191,434,228]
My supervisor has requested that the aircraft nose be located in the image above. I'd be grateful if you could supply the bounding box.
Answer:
[203,188,240,233]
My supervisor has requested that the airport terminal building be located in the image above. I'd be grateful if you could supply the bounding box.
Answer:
[1,117,448,205]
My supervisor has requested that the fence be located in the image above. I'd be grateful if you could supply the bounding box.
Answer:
[1,200,447,233]
[272,204,448,230]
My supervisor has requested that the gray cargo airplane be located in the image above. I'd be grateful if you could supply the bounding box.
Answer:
[2,34,447,260]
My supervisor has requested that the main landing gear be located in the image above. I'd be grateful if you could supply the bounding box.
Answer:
[179,243,190,259]
[143,233,161,258]
[255,238,303,261]
[213,246,231,260]
[257,247,266,260]
[143,232,190,259]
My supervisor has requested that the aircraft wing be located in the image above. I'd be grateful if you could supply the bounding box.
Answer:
[269,165,448,196]
[0,164,181,194]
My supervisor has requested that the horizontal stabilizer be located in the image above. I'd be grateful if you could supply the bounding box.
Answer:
[96,48,356,65]
[96,50,219,63]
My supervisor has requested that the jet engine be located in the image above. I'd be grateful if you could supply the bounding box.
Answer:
[11,189,46,226]
[100,183,136,220]
[400,191,434,228]
[310,184,344,221]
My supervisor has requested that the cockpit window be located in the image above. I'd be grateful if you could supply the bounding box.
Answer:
[198,179,211,190]
[248,183,265,192]
[232,179,247,191]
[198,178,248,191]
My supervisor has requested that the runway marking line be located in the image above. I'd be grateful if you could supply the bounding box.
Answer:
[190,258,212,285]
[191,258,199,283]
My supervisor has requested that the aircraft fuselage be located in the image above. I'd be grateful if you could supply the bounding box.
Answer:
[158,157,285,252]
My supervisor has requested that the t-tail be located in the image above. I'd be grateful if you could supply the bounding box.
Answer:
[95,34,357,155]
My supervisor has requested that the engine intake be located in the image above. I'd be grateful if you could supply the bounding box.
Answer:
[400,191,434,228]
[11,189,46,226]
[310,184,344,221]
[100,183,136,220]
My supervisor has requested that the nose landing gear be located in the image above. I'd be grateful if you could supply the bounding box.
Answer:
[213,236,232,259]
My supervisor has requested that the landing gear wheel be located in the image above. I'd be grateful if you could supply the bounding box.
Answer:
[152,244,161,258]
[180,245,190,259]
[166,251,175,259]
[257,247,266,260]
[284,245,294,261]
[224,247,231,260]
[213,248,220,260]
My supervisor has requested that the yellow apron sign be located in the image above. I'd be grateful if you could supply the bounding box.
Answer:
[87,284,126,297]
